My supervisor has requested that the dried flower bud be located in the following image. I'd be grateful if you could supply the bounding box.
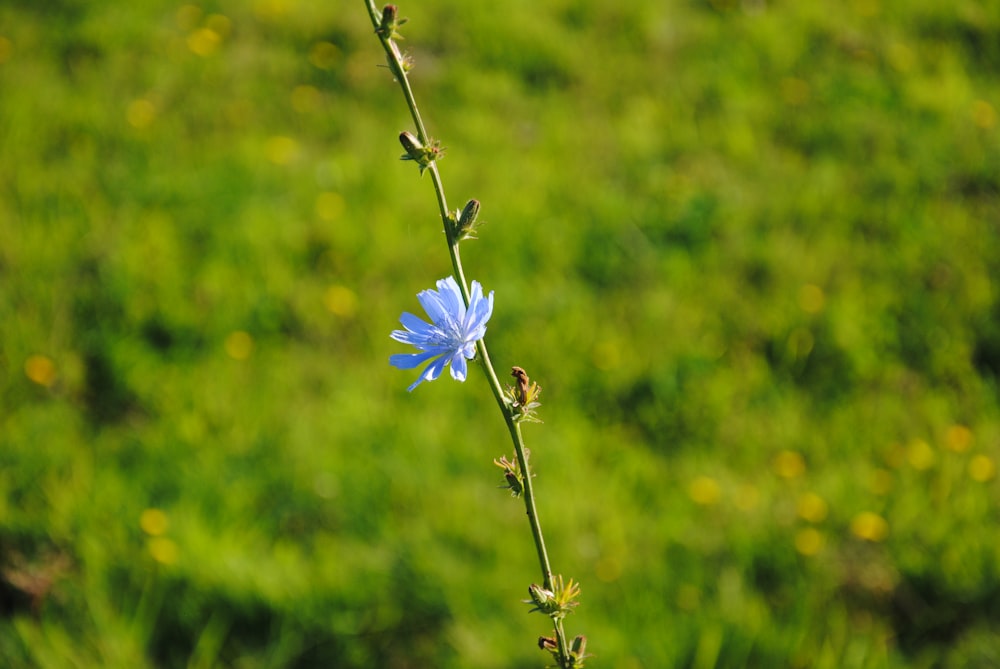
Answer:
[511,366,530,405]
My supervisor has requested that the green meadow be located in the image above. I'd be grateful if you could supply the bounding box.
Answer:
[2,0,999,666]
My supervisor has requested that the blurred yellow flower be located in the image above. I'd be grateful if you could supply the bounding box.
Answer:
[24,354,56,387]
[291,85,321,114]
[309,41,341,70]
[0,36,12,65]
[265,136,300,165]
[850,511,889,542]
[187,28,221,57]
[794,528,825,556]
[126,99,156,129]
[205,14,231,39]
[688,476,720,506]
[176,4,202,30]
[972,100,996,130]
[773,450,806,479]
[324,285,358,318]
[969,455,996,482]
[944,424,972,453]
[148,537,178,565]
[733,483,759,511]
[315,191,345,221]
[798,283,825,314]
[225,331,254,360]
[869,468,893,496]
[796,492,828,523]
[906,439,935,470]
[140,508,169,536]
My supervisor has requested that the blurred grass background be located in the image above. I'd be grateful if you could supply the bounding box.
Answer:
[2,0,999,667]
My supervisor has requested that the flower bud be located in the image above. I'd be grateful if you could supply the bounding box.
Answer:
[456,198,480,239]
[526,583,559,615]
[570,635,587,657]
[399,130,423,157]
[376,5,407,40]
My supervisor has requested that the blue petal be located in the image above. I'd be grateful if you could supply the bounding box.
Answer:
[450,350,468,382]
[417,284,452,328]
[389,350,440,370]
[413,354,448,387]
[438,276,466,323]
[399,311,436,335]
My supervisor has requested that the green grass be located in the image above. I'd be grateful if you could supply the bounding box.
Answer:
[2,0,999,667]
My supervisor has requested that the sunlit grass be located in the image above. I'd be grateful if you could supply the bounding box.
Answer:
[1,0,998,667]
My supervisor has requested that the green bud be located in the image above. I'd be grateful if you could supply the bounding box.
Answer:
[456,198,480,239]
[399,130,423,157]
[525,583,559,615]
[398,131,442,175]
[376,5,407,40]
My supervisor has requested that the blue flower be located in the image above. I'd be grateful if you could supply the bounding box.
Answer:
[390,276,494,391]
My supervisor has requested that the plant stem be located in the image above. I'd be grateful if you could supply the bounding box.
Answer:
[364,2,571,664]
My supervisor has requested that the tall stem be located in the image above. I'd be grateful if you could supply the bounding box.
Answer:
[364,2,571,664]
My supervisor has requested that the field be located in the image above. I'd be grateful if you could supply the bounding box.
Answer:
[2,0,999,667]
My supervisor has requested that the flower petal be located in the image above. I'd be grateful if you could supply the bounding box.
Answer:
[389,350,440,370]
[438,276,466,323]
[450,350,468,382]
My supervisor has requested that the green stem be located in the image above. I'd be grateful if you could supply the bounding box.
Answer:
[365,2,571,665]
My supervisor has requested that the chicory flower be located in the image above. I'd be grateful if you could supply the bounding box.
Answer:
[389,276,493,391]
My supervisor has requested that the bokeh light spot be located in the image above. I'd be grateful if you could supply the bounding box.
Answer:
[906,438,935,470]
[688,476,721,506]
[591,339,620,372]
[796,492,828,523]
[24,354,57,387]
[253,0,291,21]
[850,511,888,542]
[324,285,358,318]
[869,468,893,495]
[972,100,996,130]
[786,327,814,360]
[0,36,12,65]
[969,455,996,482]
[794,527,825,556]
[225,331,254,360]
[148,537,179,565]
[140,508,169,536]
[187,28,221,56]
[266,135,300,165]
[773,450,806,479]
[126,99,157,128]
[176,4,203,31]
[310,41,341,70]
[291,84,321,113]
[945,424,972,453]
[734,483,759,511]
[205,14,232,38]
[315,191,345,221]
[798,283,825,313]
